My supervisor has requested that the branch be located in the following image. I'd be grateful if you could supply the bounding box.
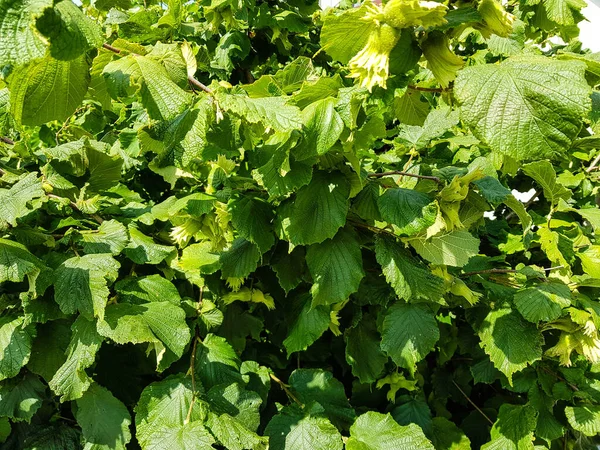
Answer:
[269,373,303,407]
[505,189,541,221]
[368,171,441,183]
[460,265,565,278]
[407,85,452,93]
[587,152,600,173]
[102,43,121,54]
[102,42,214,96]
[1,136,15,145]
[187,76,214,96]
[451,380,494,426]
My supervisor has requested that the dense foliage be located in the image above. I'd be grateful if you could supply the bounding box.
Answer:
[1,0,600,447]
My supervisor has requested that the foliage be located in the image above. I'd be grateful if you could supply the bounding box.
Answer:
[0,0,599,448]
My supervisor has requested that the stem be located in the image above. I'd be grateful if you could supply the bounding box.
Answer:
[0,136,14,145]
[451,380,494,426]
[368,171,441,183]
[46,194,103,224]
[185,286,204,424]
[269,373,303,407]
[460,265,564,278]
[102,42,214,96]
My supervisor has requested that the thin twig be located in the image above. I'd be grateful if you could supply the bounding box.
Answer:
[451,380,494,426]
[368,171,441,183]
[407,85,451,93]
[587,152,600,173]
[539,365,579,392]
[505,189,542,221]
[348,219,397,238]
[1,136,15,145]
[102,43,121,54]
[460,265,564,278]
[269,373,304,407]
[187,76,214,96]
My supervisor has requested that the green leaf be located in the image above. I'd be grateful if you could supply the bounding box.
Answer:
[522,161,572,205]
[21,424,82,449]
[378,188,437,236]
[375,235,445,302]
[135,375,215,450]
[74,383,132,449]
[0,372,45,422]
[0,417,9,443]
[123,225,176,265]
[564,405,600,437]
[542,0,586,25]
[392,397,432,435]
[219,94,302,132]
[513,282,571,323]
[0,173,45,228]
[103,54,191,121]
[220,238,261,280]
[306,228,364,307]
[287,171,350,245]
[54,253,120,320]
[289,369,356,428]
[431,417,472,450]
[345,314,387,384]
[79,220,129,255]
[194,334,244,390]
[97,301,190,371]
[478,308,543,384]
[320,4,376,64]
[49,316,103,402]
[0,0,50,66]
[27,320,71,382]
[0,315,35,381]
[455,56,590,161]
[253,147,313,198]
[409,230,480,267]
[114,275,181,305]
[206,411,267,450]
[10,55,90,126]
[230,196,275,253]
[295,98,344,160]
[265,409,343,450]
[380,303,439,375]
[0,237,48,295]
[346,411,435,450]
[482,404,537,450]
[35,0,103,60]
[159,101,213,168]
[207,383,262,431]
[176,241,221,280]
[283,294,330,356]
[395,106,459,149]
[272,246,305,294]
